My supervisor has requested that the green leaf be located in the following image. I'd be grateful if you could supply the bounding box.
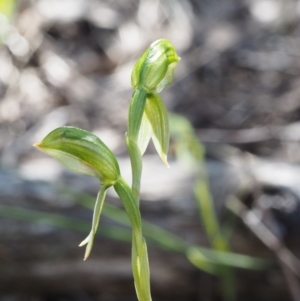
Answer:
[132,235,152,301]
[139,238,152,300]
[131,39,180,93]
[34,126,120,185]
[186,247,219,275]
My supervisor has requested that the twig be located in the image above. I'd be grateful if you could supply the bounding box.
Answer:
[226,196,300,301]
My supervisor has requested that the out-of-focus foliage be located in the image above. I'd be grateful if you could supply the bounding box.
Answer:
[0,0,17,18]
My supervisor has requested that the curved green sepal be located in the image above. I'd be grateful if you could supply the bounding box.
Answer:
[131,39,180,93]
[144,93,170,167]
[136,112,152,156]
[79,185,109,260]
[34,126,120,185]
[136,94,170,166]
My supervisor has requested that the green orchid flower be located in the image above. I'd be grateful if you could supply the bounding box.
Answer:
[131,38,180,93]
[127,39,179,201]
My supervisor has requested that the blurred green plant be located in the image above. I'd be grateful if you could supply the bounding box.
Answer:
[34,39,180,301]
[170,114,236,301]
[0,198,270,271]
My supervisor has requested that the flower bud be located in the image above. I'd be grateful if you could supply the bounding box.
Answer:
[34,127,120,185]
[131,39,180,93]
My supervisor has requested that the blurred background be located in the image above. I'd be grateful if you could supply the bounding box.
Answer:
[1,0,300,300]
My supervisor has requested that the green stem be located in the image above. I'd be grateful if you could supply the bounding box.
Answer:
[194,178,226,251]
[114,177,142,231]
[114,177,151,301]
[126,136,143,203]
[127,88,148,204]
[194,172,236,301]
[126,85,153,301]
